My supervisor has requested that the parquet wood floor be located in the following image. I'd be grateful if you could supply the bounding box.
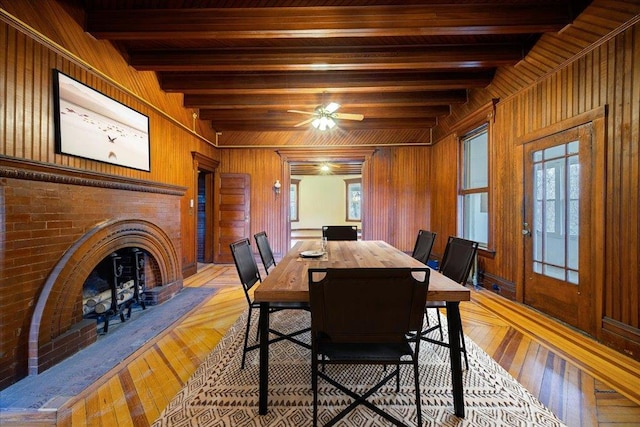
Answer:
[9,264,640,426]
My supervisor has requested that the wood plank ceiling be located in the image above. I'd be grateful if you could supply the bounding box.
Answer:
[72,0,591,144]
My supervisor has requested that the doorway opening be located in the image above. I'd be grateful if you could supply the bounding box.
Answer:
[276,148,375,251]
[289,160,363,246]
[192,153,219,269]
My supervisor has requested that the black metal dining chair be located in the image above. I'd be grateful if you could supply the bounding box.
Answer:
[308,267,430,426]
[411,229,437,265]
[420,236,478,370]
[229,238,310,368]
[254,231,276,275]
[321,225,358,241]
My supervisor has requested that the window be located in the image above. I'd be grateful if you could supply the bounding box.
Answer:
[344,178,361,222]
[460,124,490,248]
[290,179,300,222]
[532,141,580,283]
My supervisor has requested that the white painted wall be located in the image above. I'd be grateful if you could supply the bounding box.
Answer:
[292,174,362,229]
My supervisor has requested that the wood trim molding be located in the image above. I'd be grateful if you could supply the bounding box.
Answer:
[449,99,499,138]
[516,105,607,146]
[0,156,186,196]
[478,270,516,300]
[602,317,640,360]
[276,147,376,163]
[192,152,220,171]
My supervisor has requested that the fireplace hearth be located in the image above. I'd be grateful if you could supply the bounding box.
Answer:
[28,218,183,375]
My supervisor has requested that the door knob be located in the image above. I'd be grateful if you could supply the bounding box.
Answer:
[522,223,531,236]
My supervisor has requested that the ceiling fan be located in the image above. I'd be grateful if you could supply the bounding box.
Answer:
[288,102,364,130]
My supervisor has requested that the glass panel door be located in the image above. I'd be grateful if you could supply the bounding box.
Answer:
[532,141,579,284]
[523,124,592,330]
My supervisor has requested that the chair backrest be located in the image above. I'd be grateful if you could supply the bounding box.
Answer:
[308,268,430,343]
[254,231,276,274]
[321,225,358,241]
[439,236,479,284]
[229,238,261,294]
[411,229,437,264]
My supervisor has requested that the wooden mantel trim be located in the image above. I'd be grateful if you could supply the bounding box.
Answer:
[1,156,186,196]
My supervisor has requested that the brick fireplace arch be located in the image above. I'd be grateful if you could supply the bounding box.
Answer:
[28,218,182,374]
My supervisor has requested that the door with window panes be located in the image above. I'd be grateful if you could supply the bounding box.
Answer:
[523,124,593,332]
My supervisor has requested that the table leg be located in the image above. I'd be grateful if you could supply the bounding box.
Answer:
[446,302,465,418]
[259,302,270,415]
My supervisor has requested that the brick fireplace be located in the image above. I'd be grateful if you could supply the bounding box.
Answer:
[28,218,182,374]
[0,158,185,388]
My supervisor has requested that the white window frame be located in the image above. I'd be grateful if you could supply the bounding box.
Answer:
[459,123,491,250]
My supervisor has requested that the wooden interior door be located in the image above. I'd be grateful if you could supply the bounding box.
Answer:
[214,173,250,263]
[523,124,593,332]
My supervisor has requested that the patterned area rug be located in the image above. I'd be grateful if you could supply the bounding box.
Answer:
[154,310,565,426]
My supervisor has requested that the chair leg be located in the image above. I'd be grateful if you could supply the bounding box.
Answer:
[241,306,253,369]
[255,310,260,341]
[460,329,469,370]
[312,358,319,427]
[413,359,422,427]
[434,308,444,341]
[421,308,470,371]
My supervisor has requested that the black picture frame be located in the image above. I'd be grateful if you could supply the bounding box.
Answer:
[52,69,150,172]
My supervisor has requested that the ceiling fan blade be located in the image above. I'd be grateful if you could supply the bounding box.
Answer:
[293,117,316,127]
[325,102,341,113]
[287,109,316,116]
[333,112,364,121]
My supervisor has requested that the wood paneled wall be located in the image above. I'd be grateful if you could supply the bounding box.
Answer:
[427,133,458,260]
[216,145,432,258]
[0,1,219,388]
[429,13,640,359]
[0,2,221,271]
[364,146,431,252]
[214,142,434,264]
[217,149,287,257]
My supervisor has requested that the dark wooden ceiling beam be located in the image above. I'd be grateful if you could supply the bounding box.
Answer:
[184,91,467,110]
[86,5,572,40]
[198,106,450,121]
[161,71,492,94]
[129,45,524,72]
[211,117,437,131]
[77,2,590,136]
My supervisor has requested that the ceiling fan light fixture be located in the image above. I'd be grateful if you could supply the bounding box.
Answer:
[312,115,335,131]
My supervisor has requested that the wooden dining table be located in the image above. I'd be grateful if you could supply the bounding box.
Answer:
[254,240,471,418]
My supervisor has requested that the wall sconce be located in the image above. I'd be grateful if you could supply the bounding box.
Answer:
[273,179,281,195]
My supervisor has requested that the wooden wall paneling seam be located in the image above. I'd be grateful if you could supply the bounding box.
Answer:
[611,33,624,323]
[623,25,639,329]
[591,116,607,338]
[632,24,640,330]
[280,158,291,258]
